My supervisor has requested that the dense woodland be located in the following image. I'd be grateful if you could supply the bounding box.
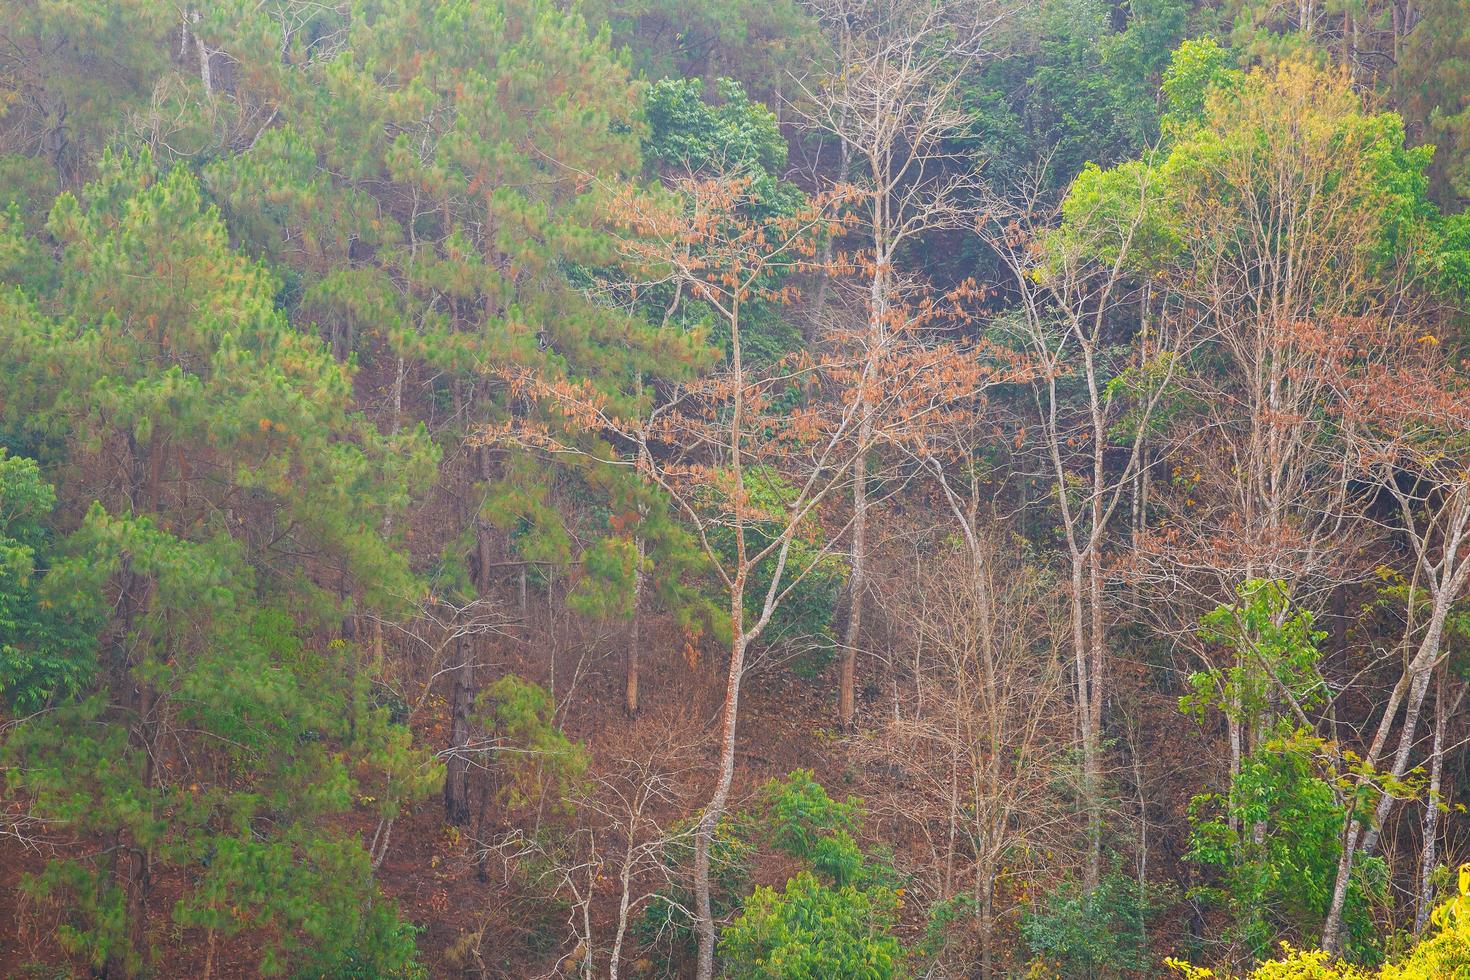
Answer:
[8,1,1470,977]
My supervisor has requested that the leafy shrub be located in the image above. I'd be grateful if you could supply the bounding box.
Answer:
[1167,865,1470,979]
[1021,869,1160,978]
[474,674,588,816]
[300,896,426,980]
[761,769,860,860]
[1185,732,1384,963]
[720,871,906,979]
[0,451,101,710]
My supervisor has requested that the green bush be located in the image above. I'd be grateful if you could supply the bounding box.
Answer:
[1021,869,1159,978]
[1185,732,1385,963]
[720,871,906,979]
[761,769,860,860]
[299,897,426,980]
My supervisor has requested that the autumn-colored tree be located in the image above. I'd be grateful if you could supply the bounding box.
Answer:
[794,0,1014,729]
[498,172,851,978]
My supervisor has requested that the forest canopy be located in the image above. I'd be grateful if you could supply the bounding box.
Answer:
[4,1,1470,978]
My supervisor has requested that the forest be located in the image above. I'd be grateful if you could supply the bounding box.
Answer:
[6,0,1470,977]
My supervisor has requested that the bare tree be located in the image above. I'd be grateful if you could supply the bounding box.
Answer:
[792,0,1009,729]
[496,174,877,979]
[982,158,1191,890]
[867,533,1074,979]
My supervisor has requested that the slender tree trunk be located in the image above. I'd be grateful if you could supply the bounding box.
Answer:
[106,568,154,979]
[839,427,869,730]
[123,692,156,978]
[979,867,995,980]
[1360,664,1436,858]
[444,634,474,826]
[191,11,212,98]
[519,567,528,624]
[1416,667,1447,933]
[626,534,645,717]
[695,295,750,980]
[609,803,644,980]
[944,751,959,896]
[1324,597,1451,951]
[694,625,748,980]
[1069,555,1100,892]
[1086,542,1105,887]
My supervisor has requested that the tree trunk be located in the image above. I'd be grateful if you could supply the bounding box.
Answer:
[1086,544,1105,888]
[1416,667,1447,933]
[1069,555,1100,893]
[444,634,474,826]
[626,534,645,717]
[694,621,749,980]
[1360,664,1436,858]
[839,432,869,730]
[978,868,995,980]
[1323,595,1451,951]
[105,568,154,978]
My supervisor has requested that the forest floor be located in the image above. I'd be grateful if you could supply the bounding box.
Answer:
[0,610,1213,978]
[0,627,852,978]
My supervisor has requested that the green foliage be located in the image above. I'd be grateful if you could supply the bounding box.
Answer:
[960,0,1193,192]
[474,675,589,816]
[1182,579,1328,730]
[1070,44,1446,309]
[297,896,427,980]
[644,78,789,187]
[7,513,438,973]
[6,2,1470,976]
[719,871,906,979]
[0,0,175,190]
[1179,584,1382,961]
[1161,37,1242,127]
[0,147,437,972]
[1400,0,1470,203]
[1056,157,1182,272]
[1429,208,1470,300]
[1184,732,1385,963]
[1167,867,1470,979]
[567,534,642,620]
[0,148,435,609]
[758,770,892,889]
[0,452,100,710]
[638,76,806,363]
[760,769,861,862]
[716,774,907,975]
[1021,869,1161,979]
[178,829,426,978]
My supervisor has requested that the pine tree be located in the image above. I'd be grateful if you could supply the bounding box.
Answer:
[0,151,438,976]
